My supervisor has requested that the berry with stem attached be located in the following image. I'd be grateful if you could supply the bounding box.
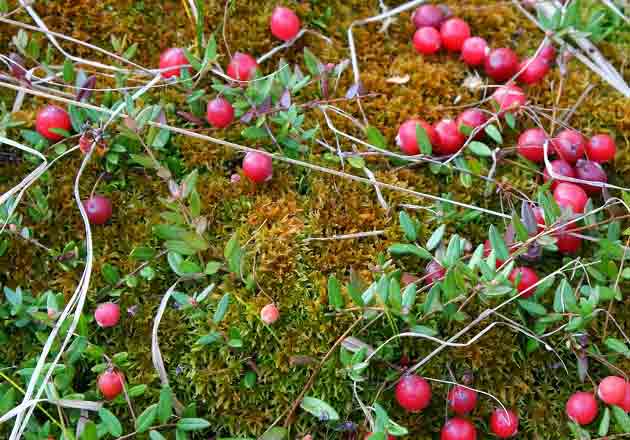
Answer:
[36,105,72,141]
[440,18,470,52]
[485,48,519,82]
[159,48,189,79]
[413,27,442,55]
[270,6,301,41]
[206,97,235,129]
[461,37,488,66]
[83,195,113,225]
[98,370,124,400]
[395,374,432,412]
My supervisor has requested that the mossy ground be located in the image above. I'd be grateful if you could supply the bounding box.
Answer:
[0,0,629,438]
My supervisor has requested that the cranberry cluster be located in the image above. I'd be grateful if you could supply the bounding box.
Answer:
[566,376,630,426]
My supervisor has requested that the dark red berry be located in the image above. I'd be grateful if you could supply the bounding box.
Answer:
[489,409,519,438]
[206,97,235,128]
[243,151,273,183]
[598,376,626,405]
[533,207,545,233]
[518,56,550,85]
[413,27,442,55]
[575,159,607,194]
[554,225,582,254]
[425,260,445,285]
[517,128,548,162]
[441,417,477,440]
[461,37,489,66]
[553,182,588,214]
[543,159,576,190]
[566,392,598,425]
[434,119,465,154]
[270,6,301,41]
[509,267,539,298]
[395,374,432,412]
[412,4,446,29]
[159,48,189,79]
[448,386,478,415]
[36,105,72,141]
[456,109,488,140]
[586,134,616,163]
[95,302,120,328]
[227,52,258,81]
[98,370,124,400]
[553,129,586,164]
[440,18,471,52]
[619,382,630,412]
[484,48,519,82]
[492,84,526,113]
[83,195,113,225]
[396,119,439,155]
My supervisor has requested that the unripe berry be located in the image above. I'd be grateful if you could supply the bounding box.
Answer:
[260,303,279,324]
[447,385,478,415]
[396,119,438,155]
[94,302,120,328]
[517,128,548,162]
[243,152,273,183]
[489,409,519,438]
[456,109,488,140]
[434,119,465,154]
[36,105,72,141]
[270,6,301,41]
[206,97,235,128]
[441,417,477,440]
[159,48,189,79]
[83,195,113,225]
[440,18,470,52]
[509,267,539,298]
[413,27,442,55]
[566,392,598,425]
[395,374,431,412]
[461,37,488,66]
[97,370,124,400]
[485,48,519,82]
[227,53,258,81]
[586,134,616,163]
[553,182,588,214]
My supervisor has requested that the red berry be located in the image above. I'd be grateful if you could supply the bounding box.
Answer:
[456,109,488,140]
[566,392,598,425]
[396,119,439,155]
[448,386,478,415]
[553,129,586,164]
[484,239,505,268]
[440,18,471,52]
[425,260,445,285]
[441,417,477,440]
[575,159,607,194]
[159,48,189,79]
[598,376,627,405]
[517,128,548,162]
[518,56,550,85]
[83,195,113,225]
[413,27,442,55]
[98,370,124,400]
[533,207,545,233]
[539,44,557,63]
[412,4,446,29]
[270,6,300,41]
[461,37,489,66]
[586,134,616,163]
[484,48,519,82]
[489,409,519,438]
[206,97,235,129]
[543,159,576,190]
[395,374,432,412]
[492,84,526,113]
[434,119,465,154]
[508,267,539,298]
[554,225,582,254]
[36,105,72,141]
[553,182,588,214]
[260,303,279,324]
[94,302,120,328]
[227,52,258,81]
[243,151,273,183]
[620,382,630,412]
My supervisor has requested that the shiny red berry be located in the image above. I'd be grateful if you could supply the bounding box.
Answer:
[586,134,616,163]
[425,260,445,285]
[518,56,550,85]
[441,418,477,440]
[509,267,539,298]
[435,119,465,154]
[36,105,72,141]
[533,207,545,233]
[395,374,432,412]
[619,382,630,412]
[543,159,576,190]
[489,409,519,438]
[575,159,607,194]
[243,151,273,183]
[461,37,488,66]
[227,52,258,81]
[83,195,113,225]
[456,109,488,140]
[553,129,586,164]
[440,18,470,52]
[412,4,446,29]
[448,386,478,415]
[492,84,526,113]
[413,27,442,55]
[598,376,627,405]
[206,97,235,129]
[553,182,588,214]
[270,6,301,41]
[554,225,582,254]
[94,302,120,328]
[566,392,598,425]
[517,128,548,162]
[159,48,189,79]
[98,370,124,400]
[396,119,439,155]
[485,48,519,82]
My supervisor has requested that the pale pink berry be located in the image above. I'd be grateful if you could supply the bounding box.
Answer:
[260,303,279,324]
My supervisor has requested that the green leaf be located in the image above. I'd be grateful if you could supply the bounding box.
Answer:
[468,141,492,157]
[101,263,120,284]
[505,112,516,129]
[127,384,147,397]
[205,261,222,275]
[136,404,158,433]
[241,126,268,140]
[388,244,432,259]
[423,284,442,314]
[149,431,167,440]
[484,124,503,143]
[197,331,222,345]
[512,213,529,242]
[328,275,343,310]
[63,59,76,83]
[203,34,217,65]
[130,246,156,261]
[598,407,610,437]
[347,156,365,169]
[80,421,97,440]
[401,284,417,312]
[176,418,211,431]
[213,293,230,323]
[158,386,173,424]
[415,122,432,155]
[426,225,446,251]
[553,279,578,313]
[303,48,321,76]
[98,408,122,437]
[489,225,509,261]
[399,211,417,242]
[410,325,438,336]
[130,154,158,169]
[518,299,547,316]
[612,406,630,433]
[300,396,340,421]
[260,427,287,440]
[605,338,630,357]
[165,240,198,256]
[366,126,387,149]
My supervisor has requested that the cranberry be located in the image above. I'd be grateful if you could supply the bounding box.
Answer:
[227,52,258,81]
[440,18,471,52]
[484,239,505,268]
[492,84,526,113]
[424,260,445,285]
[434,119,465,154]
[260,303,279,324]
[98,370,124,400]
[553,182,588,214]
[484,48,519,82]
[533,207,545,233]
[517,56,550,85]
[575,159,607,194]
[543,159,576,190]
[461,37,489,66]
[586,134,616,163]
[566,392,598,425]
[553,129,586,163]
[83,195,113,225]
[395,374,432,412]
[206,97,235,129]
[448,386,478,415]
[270,6,301,41]
[243,151,273,183]
[539,44,556,63]
[456,109,488,140]
[94,302,120,328]
[554,224,582,254]
[413,27,442,55]
[412,4,446,29]
[620,382,630,412]
[489,409,519,438]
[396,119,439,155]
[159,48,189,79]
[35,105,72,141]
[508,267,539,298]
[517,128,548,162]
[441,417,477,440]
[598,376,627,405]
